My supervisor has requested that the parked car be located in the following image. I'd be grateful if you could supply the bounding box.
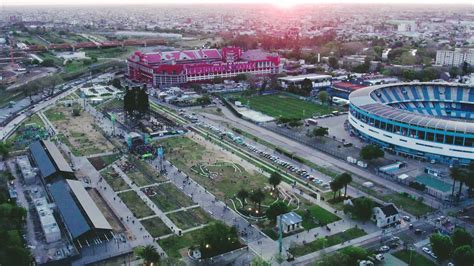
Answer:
[422,247,430,254]
[402,216,411,222]
[379,246,390,253]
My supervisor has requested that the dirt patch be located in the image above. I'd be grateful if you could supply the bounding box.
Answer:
[88,188,125,233]
[47,104,115,156]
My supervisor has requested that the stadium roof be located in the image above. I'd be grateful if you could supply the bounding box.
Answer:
[349,82,474,134]
[43,140,73,174]
[49,179,91,239]
[138,49,221,64]
[66,179,112,231]
[278,74,332,83]
[30,141,56,178]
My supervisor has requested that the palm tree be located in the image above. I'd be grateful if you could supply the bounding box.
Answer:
[330,179,342,200]
[338,172,352,197]
[135,245,160,265]
[250,188,265,213]
[236,188,249,208]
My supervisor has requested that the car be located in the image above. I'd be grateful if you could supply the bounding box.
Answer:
[375,254,384,261]
[415,229,422,235]
[422,247,430,254]
[409,223,414,229]
[429,251,438,259]
[379,246,390,253]
[402,216,411,222]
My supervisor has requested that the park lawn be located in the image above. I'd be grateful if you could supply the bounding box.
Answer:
[232,94,336,120]
[158,226,206,258]
[141,217,172,238]
[44,108,66,121]
[101,167,130,191]
[85,47,135,59]
[63,60,89,74]
[382,193,434,217]
[156,136,268,201]
[6,114,48,151]
[288,227,367,257]
[167,207,213,230]
[393,250,436,266]
[119,191,154,219]
[146,183,195,212]
[124,159,165,187]
[296,205,340,230]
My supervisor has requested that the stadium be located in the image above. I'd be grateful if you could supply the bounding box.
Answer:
[348,82,474,165]
[127,47,282,87]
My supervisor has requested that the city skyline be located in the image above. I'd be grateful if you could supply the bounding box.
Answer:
[2,0,473,6]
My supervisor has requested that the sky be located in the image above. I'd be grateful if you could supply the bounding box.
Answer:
[1,0,473,6]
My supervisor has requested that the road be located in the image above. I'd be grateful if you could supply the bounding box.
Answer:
[195,103,442,210]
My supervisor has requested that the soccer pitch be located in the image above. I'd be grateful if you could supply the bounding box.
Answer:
[234,94,336,120]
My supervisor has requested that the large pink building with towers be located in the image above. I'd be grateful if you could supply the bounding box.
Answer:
[127,47,282,87]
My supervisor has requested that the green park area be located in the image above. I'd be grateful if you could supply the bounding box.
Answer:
[229,93,337,120]
[381,193,434,217]
[118,191,154,218]
[143,183,195,212]
[88,153,121,171]
[101,167,130,191]
[6,114,48,151]
[288,227,367,257]
[296,205,340,229]
[393,250,436,266]
[122,157,167,187]
[156,136,268,201]
[141,217,172,238]
[85,47,135,59]
[167,207,214,230]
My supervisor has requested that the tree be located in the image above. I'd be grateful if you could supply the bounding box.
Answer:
[453,245,474,266]
[196,95,211,106]
[351,197,374,221]
[338,172,352,196]
[269,172,282,191]
[359,144,384,161]
[328,56,339,69]
[135,245,160,265]
[452,228,473,249]
[72,108,81,116]
[212,76,224,84]
[312,127,328,138]
[430,233,453,261]
[450,166,467,197]
[236,188,249,208]
[340,246,368,266]
[40,58,55,67]
[249,188,265,213]
[0,142,11,157]
[466,162,474,195]
[301,78,313,94]
[266,201,289,223]
[199,222,240,258]
[330,178,342,199]
[318,91,329,104]
[110,78,122,89]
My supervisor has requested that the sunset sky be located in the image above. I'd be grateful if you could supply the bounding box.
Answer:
[2,0,473,6]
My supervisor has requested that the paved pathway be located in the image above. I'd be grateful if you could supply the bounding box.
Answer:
[112,164,180,234]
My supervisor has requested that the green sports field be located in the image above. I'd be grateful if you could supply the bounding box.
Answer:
[232,94,336,120]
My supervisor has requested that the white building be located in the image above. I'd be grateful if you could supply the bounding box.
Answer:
[372,204,400,228]
[278,74,332,89]
[435,49,474,67]
[16,155,36,185]
[279,212,303,233]
[34,197,61,243]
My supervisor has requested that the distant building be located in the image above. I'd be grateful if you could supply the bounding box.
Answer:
[372,203,400,228]
[435,49,474,67]
[127,47,282,87]
[278,74,332,89]
[279,212,303,233]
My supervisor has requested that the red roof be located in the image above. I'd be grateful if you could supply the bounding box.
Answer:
[333,82,366,91]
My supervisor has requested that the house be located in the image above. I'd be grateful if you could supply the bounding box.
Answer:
[372,203,400,228]
[279,212,303,233]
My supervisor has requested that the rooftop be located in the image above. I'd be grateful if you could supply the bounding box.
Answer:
[279,211,303,225]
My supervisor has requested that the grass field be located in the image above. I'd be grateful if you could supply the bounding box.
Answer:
[85,47,135,59]
[145,183,194,212]
[296,205,340,229]
[156,136,268,201]
[44,108,66,122]
[382,193,434,217]
[393,250,436,266]
[141,217,172,238]
[231,94,337,120]
[101,167,130,191]
[158,227,205,258]
[119,191,154,218]
[288,227,366,257]
[167,207,213,230]
[123,158,167,187]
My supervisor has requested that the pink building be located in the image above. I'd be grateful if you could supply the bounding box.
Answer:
[127,47,282,87]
